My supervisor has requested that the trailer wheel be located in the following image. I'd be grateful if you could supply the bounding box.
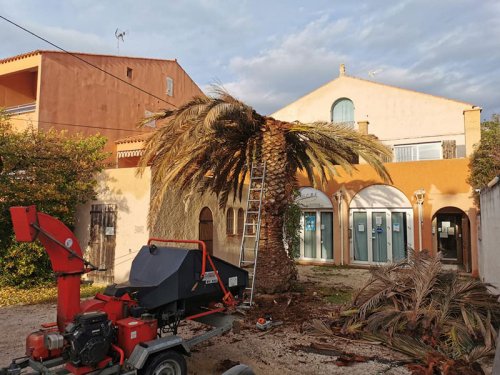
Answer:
[142,351,187,375]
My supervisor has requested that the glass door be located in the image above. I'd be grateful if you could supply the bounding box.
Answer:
[353,212,368,261]
[391,212,406,261]
[300,211,334,261]
[303,212,316,258]
[372,212,388,262]
[321,212,333,259]
[437,213,462,263]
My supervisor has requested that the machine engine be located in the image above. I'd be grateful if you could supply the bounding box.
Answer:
[65,311,113,367]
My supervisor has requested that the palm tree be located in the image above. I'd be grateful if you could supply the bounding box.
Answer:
[139,87,392,293]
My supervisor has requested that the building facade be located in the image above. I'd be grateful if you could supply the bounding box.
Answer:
[1,50,204,283]
[109,66,482,283]
[273,65,481,274]
[0,50,203,158]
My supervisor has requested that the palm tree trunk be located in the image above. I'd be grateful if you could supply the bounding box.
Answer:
[256,118,297,294]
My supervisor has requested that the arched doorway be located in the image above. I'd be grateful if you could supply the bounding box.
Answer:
[432,207,470,271]
[349,185,414,264]
[297,187,334,262]
[199,207,214,255]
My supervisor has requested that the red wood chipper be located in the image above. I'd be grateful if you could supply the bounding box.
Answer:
[0,206,248,375]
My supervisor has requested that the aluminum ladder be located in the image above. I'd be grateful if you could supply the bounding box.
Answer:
[238,161,266,308]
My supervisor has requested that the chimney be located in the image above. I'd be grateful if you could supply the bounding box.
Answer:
[358,121,369,135]
[339,64,346,77]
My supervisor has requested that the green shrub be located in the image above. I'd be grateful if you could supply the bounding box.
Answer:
[0,239,53,288]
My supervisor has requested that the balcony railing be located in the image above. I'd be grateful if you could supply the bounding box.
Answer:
[3,102,36,115]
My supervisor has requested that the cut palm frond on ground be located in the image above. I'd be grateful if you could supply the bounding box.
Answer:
[336,250,500,372]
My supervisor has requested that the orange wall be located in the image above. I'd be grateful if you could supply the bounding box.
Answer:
[297,158,478,272]
[0,70,37,107]
[37,52,203,156]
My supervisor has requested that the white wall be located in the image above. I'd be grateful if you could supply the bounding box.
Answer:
[478,181,500,289]
[272,75,473,151]
[74,167,151,283]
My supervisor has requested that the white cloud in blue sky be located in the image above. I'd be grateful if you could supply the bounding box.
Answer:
[1,0,498,119]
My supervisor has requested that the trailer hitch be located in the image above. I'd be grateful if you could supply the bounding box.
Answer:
[0,357,29,375]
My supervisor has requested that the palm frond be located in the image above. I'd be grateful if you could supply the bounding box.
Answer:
[337,250,500,366]
[288,122,392,186]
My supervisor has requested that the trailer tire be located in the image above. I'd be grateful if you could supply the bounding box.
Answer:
[142,351,187,375]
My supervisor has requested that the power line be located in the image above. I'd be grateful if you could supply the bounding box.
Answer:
[10,116,149,133]
[0,15,178,108]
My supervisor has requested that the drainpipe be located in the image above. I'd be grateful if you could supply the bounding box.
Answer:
[334,190,344,265]
[414,189,426,251]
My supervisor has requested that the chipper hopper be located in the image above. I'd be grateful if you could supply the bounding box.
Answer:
[1,206,248,375]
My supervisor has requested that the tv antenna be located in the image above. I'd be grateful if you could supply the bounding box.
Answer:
[368,68,383,78]
[115,28,127,54]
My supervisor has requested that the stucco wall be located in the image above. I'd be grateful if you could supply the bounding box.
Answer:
[295,158,478,272]
[37,52,203,155]
[272,75,474,152]
[150,186,246,266]
[478,181,500,288]
[74,167,151,283]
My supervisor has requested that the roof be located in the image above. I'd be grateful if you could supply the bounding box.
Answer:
[0,50,177,65]
[273,73,477,116]
[0,50,42,64]
[115,132,154,144]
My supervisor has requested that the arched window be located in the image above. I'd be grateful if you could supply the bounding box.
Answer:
[237,208,245,235]
[226,208,235,235]
[331,98,354,126]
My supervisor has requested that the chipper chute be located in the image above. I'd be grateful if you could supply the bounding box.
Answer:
[2,206,248,375]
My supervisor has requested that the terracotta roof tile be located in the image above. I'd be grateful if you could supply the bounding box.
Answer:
[0,50,176,65]
[115,132,154,144]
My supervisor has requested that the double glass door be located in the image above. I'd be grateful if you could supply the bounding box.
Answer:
[301,211,333,261]
[351,209,412,264]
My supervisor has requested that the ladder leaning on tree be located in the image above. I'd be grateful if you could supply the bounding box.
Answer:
[238,161,266,308]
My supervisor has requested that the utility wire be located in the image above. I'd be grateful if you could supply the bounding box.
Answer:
[0,15,178,108]
[8,116,149,133]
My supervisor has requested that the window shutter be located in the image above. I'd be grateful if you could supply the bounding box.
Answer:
[442,140,456,159]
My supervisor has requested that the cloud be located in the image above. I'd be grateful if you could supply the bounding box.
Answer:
[0,0,499,119]
[222,1,500,119]
[222,16,351,114]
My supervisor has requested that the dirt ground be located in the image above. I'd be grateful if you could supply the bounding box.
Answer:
[0,265,483,374]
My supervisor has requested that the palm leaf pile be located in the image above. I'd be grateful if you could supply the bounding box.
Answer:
[339,251,500,369]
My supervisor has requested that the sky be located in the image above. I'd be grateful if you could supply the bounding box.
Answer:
[1,0,499,120]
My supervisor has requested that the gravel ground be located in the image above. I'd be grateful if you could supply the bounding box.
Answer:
[0,266,413,374]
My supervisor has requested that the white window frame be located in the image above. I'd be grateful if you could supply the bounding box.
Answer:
[166,77,174,96]
[394,141,442,162]
[349,208,414,265]
[299,209,334,263]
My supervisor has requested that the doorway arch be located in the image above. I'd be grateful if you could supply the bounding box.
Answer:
[349,184,414,264]
[432,206,470,271]
[199,207,214,255]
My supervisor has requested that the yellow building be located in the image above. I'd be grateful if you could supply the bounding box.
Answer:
[272,65,481,275]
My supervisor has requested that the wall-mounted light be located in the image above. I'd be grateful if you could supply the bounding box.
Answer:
[414,188,425,251]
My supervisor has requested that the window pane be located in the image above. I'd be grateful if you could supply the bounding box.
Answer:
[417,143,441,160]
[226,208,234,235]
[394,142,441,162]
[237,208,244,235]
[332,99,354,125]
[395,145,414,162]
[303,212,316,258]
